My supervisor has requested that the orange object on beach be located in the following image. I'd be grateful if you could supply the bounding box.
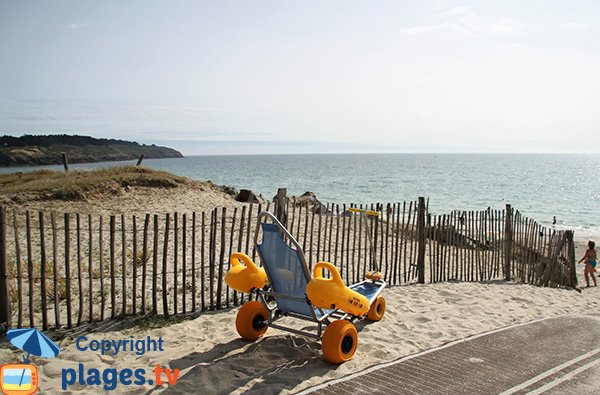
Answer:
[306,262,370,316]
[225,252,268,293]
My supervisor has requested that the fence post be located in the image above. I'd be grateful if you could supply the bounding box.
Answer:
[0,206,12,328]
[275,188,288,227]
[504,204,513,281]
[62,152,69,172]
[566,230,577,288]
[417,197,426,284]
[136,154,144,166]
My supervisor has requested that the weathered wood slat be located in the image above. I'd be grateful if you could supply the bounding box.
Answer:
[340,205,346,283]
[162,213,170,317]
[316,205,322,263]
[191,212,197,311]
[0,207,9,328]
[504,205,513,281]
[328,204,334,264]
[416,197,426,284]
[173,212,178,314]
[345,205,353,285]
[161,213,171,317]
[132,215,138,316]
[334,204,341,279]
[384,204,390,283]
[121,214,127,316]
[26,211,35,327]
[242,205,253,304]
[226,208,238,308]
[356,205,363,284]
[393,203,401,285]
[13,209,23,327]
[64,213,72,328]
[38,212,48,330]
[182,213,187,313]
[309,206,315,269]
[201,211,206,310]
[474,211,481,281]
[141,214,150,315]
[76,213,83,325]
[209,209,216,310]
[110,216,116,319]
[152,215,159,315]
[413,201,420,280]
[50,212,59,327]
[428,214,435,283]
[217,207,226,309]
[88,214,93,321]
[303,202,309,257]
[252,204,261,263]
[234,206,246,306]
[98,216,105,321]
[290,197,296,239]
[247,204,255,266]
[399,202,406,284]
[405,202,413,282]
[351,206,358,284]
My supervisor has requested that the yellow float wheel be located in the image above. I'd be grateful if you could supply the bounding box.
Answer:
[236,301,269,340]
[367,296,386,321]
[322,320,358,364]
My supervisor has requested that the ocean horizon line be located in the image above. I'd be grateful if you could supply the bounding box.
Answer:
[176,151,599,157]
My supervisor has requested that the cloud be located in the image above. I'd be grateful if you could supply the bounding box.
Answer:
[66,23,85,30]
[563,22,589,29]
[401,7,523,38]
[493,42,528,51]
[478,18,523,36]
[439,6,476,17]
[399,22,477,37]
[0,99,274,139]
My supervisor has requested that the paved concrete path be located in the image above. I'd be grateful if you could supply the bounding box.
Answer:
[302,316,600,395]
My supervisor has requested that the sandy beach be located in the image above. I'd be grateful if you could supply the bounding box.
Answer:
[1,179,598,394]
[1,279,598,394]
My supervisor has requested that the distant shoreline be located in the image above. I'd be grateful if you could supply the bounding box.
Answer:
[0,134,183,167]
[0,154,183,169]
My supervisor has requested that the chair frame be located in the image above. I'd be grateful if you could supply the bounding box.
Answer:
[251,211,386,339]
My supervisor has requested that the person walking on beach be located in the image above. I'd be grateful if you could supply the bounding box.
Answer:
[578,241,597,287]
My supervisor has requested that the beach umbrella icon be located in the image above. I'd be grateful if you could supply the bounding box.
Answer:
[6,328,61,363]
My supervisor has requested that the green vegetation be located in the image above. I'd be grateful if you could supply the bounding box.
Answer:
[0,166,190,201]
[0,134,183,166]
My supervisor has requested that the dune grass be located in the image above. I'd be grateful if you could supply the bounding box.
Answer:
[0,166,190,201]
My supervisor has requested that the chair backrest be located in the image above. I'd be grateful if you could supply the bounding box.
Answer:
[256,218,315,317]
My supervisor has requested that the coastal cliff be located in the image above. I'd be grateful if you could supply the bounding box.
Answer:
[0,134,183,166]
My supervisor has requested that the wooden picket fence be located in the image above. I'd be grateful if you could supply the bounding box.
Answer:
[0,197,577,331]
[428,206,577,287]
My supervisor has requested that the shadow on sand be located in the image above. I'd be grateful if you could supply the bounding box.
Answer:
[151,320,373,394]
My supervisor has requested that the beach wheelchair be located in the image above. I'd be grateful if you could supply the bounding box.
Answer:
[225,210,386,363]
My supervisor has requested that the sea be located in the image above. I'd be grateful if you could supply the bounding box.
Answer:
[1,154,599,241]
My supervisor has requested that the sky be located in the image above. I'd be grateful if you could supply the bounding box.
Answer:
[1,1,599,155]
